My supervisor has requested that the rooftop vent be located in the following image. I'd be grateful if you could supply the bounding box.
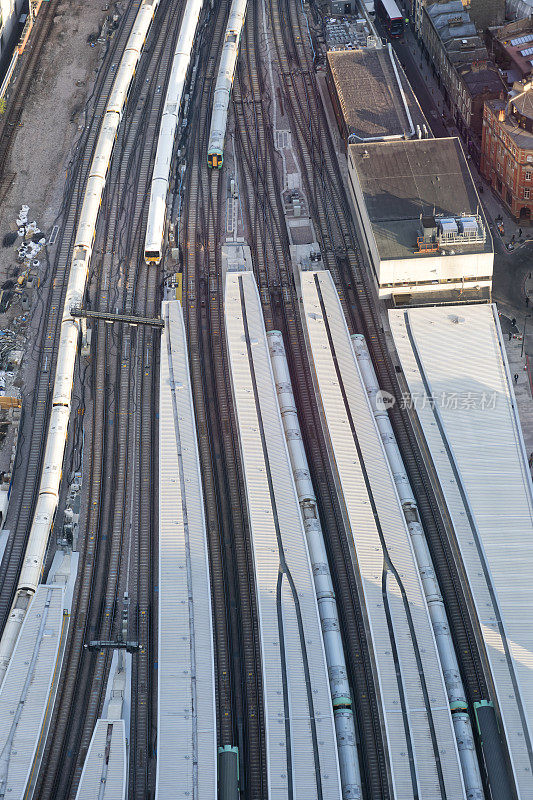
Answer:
[435,213,486,246]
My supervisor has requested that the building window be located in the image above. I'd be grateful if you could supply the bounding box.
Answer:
[525,188,530,200]
[526,171,531,181]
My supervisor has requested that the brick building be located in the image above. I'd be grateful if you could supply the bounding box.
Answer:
[480,82,533,221]
[487,19,533,85]
[419,2,506,160]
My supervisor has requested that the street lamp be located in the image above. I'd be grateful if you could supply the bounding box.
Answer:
[521,314,531,359]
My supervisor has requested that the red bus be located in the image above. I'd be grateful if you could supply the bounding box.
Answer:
[375,0,404,38]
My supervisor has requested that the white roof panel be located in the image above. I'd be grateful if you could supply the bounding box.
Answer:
[224,270,342,800]
[0,585,64,798]
[511,33,533,47]
[75,719,126,800]
[389,303,533,798]
[156,300,217,799]
[301,269,466,800]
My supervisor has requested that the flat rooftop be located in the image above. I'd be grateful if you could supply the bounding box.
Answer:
[327,46,428,140]
[389,304,533,796]
[349,137,493,260]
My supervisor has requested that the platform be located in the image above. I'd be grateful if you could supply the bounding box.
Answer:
[300,268,466,800]
[390,303,533,797]
[224,270,342,799]
[156,299,217,799]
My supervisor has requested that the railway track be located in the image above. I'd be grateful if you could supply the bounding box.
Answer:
[179,1,267,796]
[0,0,143,632]
[32,2,184,796]
[232,4,392,798]
[230,0,492,796]
[274,0,489,753]
[0,0,61,176]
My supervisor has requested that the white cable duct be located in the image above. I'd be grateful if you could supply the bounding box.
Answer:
[207,0,247,163]
[351,333,484,800]
[267,330,362,800]
[144,0,204,262]
[0,0,161,686]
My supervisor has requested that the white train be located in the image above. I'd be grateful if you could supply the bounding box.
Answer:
[144,0,205,264]
[0,0,161,684]
[207,0,247,169]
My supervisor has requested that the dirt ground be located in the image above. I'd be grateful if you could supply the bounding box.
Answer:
[0,1,123,477]
[0,0,113,284]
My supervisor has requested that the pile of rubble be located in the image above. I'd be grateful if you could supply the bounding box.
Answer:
[1,204,44,314]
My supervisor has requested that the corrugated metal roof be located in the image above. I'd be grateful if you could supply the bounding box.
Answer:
[301,270,466,800]
[224,271,342,800]
[75,719,126,799]
[0,585,64,798]
[156,300,216,799]
[389,304,533,798]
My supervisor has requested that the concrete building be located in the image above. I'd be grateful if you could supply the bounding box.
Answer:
[419,1,506,158]
[346,137,493,300]
[326,45,429,147]
[480,80,533,221]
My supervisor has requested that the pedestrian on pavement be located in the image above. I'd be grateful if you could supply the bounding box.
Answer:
[519,228,523,238]
[509,330,513,341]
[527,296,530,308]
[514,373,519,384]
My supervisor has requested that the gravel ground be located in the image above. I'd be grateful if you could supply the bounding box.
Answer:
[0,2,120,484]
[0,0,111,284]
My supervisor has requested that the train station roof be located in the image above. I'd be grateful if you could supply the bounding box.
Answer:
[300,269,466,799]
[157,300,217,799]
[327,46,428,141]
[224,269,342,799]
[389,304,533,795]
[75,719,126,800]
[0,585,64,798]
